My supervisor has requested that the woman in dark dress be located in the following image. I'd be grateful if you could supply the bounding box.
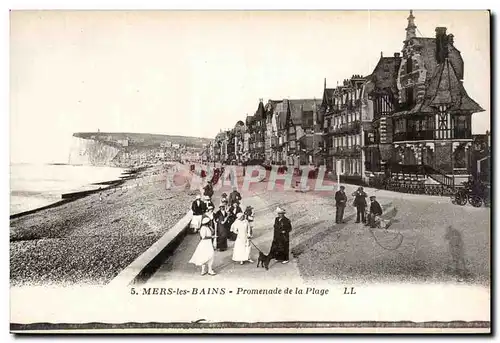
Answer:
[269,207,292,263]
[214,203,230,251]
[227,202,242,241]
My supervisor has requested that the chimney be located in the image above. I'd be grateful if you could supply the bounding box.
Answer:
[448,33,454,45]
[435,27,449,63]
[394,52,401,58]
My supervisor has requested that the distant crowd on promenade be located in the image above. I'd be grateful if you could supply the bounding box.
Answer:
[184,163,387,276]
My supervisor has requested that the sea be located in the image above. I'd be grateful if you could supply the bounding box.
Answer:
[10,163,126,216]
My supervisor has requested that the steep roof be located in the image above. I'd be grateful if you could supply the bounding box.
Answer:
[419,57,484,113]
[267,100,282,110]
[367,56,401,91]
[288,99,321,126]
[254,101,266,120]
[406,37,463,83]
[322,88,335,107]
[277,111,287,130]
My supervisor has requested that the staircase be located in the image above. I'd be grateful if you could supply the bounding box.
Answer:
[422,164,455,188]
[386,163,456,196]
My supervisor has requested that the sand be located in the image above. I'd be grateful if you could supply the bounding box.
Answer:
[10,163,194,286]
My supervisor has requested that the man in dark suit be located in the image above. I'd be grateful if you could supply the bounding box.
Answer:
[335,186,347,224]
[367,196,383,228]
[228,187,242,207]
[352,186,368,223]
[269,207,292,264]
[190,194,207,233]
[203,180,214,199]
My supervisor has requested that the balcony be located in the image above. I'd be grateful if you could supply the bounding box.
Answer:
[329,146,362,157]
[326,121,362,136]
[393,130,434,141]
[394,129,472,142]
[453,129,472,139]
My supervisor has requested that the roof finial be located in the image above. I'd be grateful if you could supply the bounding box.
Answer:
[324,78,326,90]
[406,10,417,41]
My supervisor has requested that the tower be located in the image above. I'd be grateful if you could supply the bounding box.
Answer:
[405,10,417,41]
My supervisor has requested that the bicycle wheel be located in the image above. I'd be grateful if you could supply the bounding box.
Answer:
[468,195,483,208]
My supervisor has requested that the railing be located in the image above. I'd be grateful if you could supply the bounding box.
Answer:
[393,129,472,141]
[388,163,455,189]
[383,180,454,196]
[325,121,362,136]
[329,146,362,157]
[453,129,472,139]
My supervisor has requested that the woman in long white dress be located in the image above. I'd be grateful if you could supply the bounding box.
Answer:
[231,208,254,265]
[189,216,216,275]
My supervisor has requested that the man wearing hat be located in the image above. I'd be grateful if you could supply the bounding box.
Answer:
[335,185,347,224]
[367,196,383,228]
[228,187,242,207]
[352,186,368,224]
[190,194,206,233]
[220,192,229,206]
[204,203,216,232]
[203,195,215,212]
[203,180,214,199]
[269,207,292,264]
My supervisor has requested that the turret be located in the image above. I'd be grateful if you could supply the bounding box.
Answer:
[405,10,417,41]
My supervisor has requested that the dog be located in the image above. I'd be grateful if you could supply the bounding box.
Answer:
[256,251,272,270]
[250,240,272,270]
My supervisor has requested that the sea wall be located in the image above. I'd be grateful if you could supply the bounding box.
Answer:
[68,136,121,166]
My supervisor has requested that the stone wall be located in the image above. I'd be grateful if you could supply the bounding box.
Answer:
[434,141,452,171]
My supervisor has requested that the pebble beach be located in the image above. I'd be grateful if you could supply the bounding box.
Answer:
[10,163,193,286]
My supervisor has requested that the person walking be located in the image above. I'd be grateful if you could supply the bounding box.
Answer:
[335,185,347,224]
[189,216,217,276]
[203,195,215,212]
[269,207,292,264]
[220,192,228,206]
[190,194,206,233]
[203,180,214,199]
[214,202,230,251]
[204,204,216,231]
[231,207,254,265]
[227,201,243,241]
[352,186,368,223]
[366,196,383,228]
[228,187,242,207]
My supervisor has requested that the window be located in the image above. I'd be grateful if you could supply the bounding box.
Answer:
[406,87,414,106]
[406,58,413,74]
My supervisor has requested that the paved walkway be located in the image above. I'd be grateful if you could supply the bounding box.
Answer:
[149,164,490,286]
[149,182,304,284]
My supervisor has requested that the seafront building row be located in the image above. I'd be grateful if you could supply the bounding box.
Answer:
[201,11,490,193]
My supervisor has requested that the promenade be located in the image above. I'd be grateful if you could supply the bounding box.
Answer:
[149,165,490,286]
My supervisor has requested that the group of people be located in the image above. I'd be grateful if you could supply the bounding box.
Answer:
[188,185,293,276]
[334,186,384,228]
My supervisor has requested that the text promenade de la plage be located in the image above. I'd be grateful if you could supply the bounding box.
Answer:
[131,286,358,297]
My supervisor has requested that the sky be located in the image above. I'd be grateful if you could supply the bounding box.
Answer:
[10,10,490,163]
